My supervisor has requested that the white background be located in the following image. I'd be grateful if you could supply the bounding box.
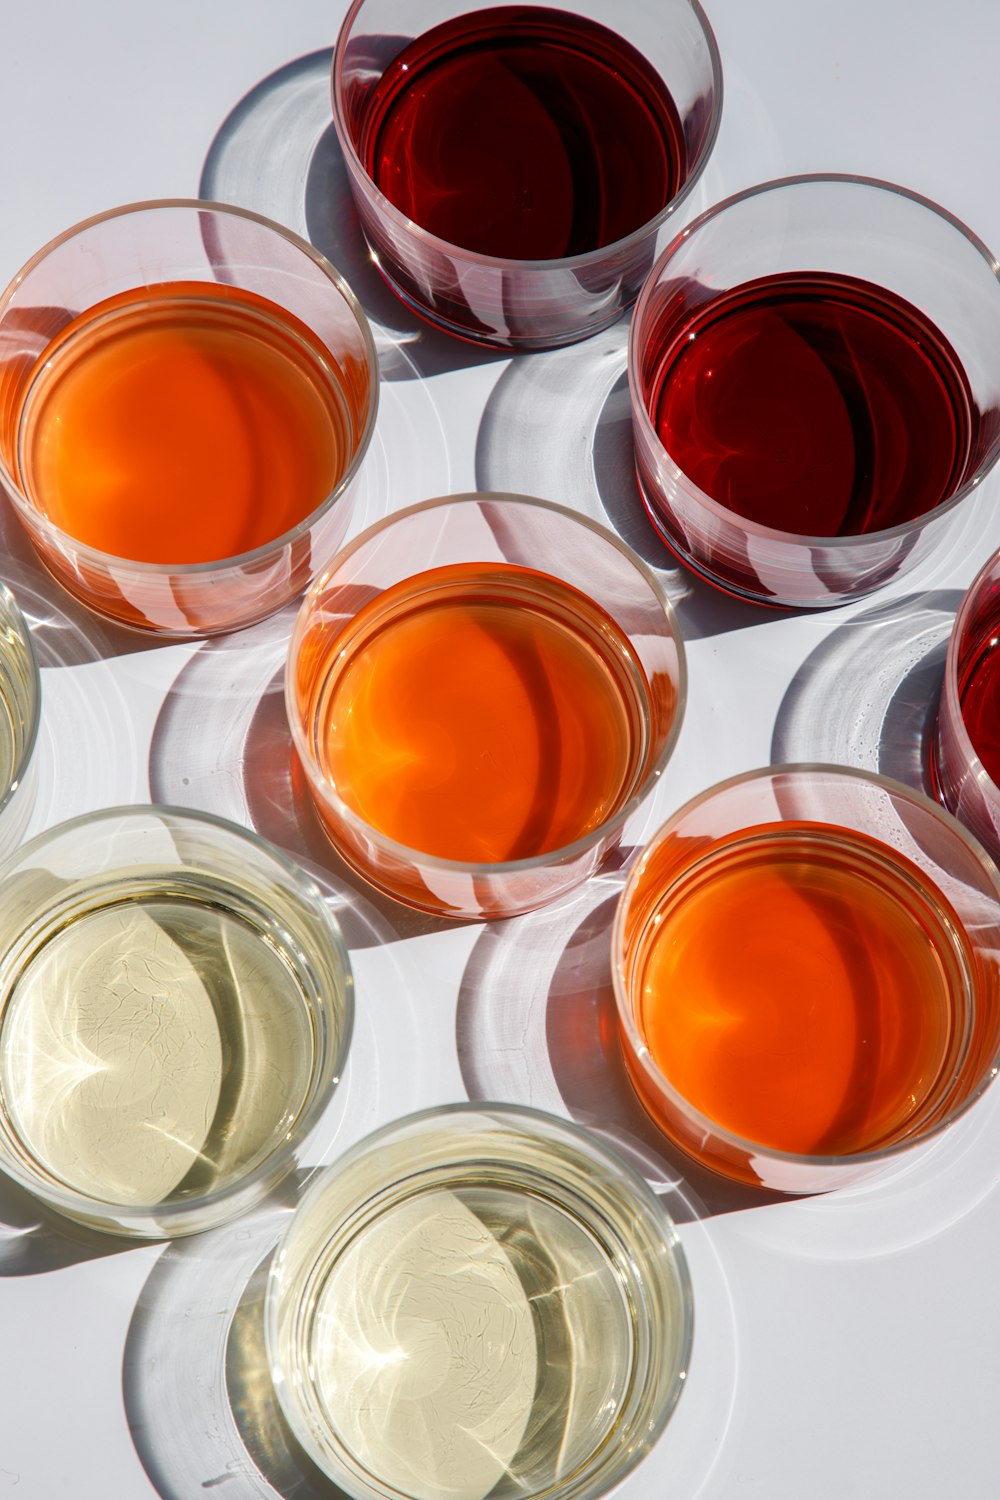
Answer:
[1,1,999,1496]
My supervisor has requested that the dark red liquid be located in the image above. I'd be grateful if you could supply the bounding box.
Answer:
[647,273,975,535]
[958,601,1000,785]
[356,6,686,260]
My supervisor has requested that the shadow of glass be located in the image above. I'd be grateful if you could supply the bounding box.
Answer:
[475,324,765,642]
[0,1171,134,1276]
[456,868,791,1219]
[771,589,960,792]
[148,611,468,947]
[123,1180,345,1499]
[200,47,506,382]
[0,497,165,663]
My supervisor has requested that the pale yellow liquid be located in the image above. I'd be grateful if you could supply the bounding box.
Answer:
[284,1182,637,1500]
[0,898,317,1206]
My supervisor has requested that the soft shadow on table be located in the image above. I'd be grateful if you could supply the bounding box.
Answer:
[771,589,959,791]
[200,47,507,384]
[124,1180,347,1500]
[475,329,779,643]
[0,1173,133,1275]
[148,611,469,947]
[456,865,792,1221]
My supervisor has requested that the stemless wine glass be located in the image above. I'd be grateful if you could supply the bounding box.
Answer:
[0,200,378,636]
[332,0,722,349]
[0,581,40,858]
[287,493,686,919]
[0,806,353,1237]
[266,1104,693,1500]
[629,175,1000,608]
[934,546,1000,859]
[613,765,1000,1193]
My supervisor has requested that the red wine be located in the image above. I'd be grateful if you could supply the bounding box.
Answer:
[646,273,975,535]
[355,6,686,260]
[957,601,1000,785]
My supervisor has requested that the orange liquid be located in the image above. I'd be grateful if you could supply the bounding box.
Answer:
[309,563,651,862]
[15,282,353,564]
[627,824,972,1158]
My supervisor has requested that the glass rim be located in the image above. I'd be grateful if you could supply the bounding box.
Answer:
[0,197,381,579]
[938,544,1000,797]
[0,800,355,1229]
[0,580,41,822]
[611,759,1000,1172]
[285,490,689,881]
[265,1098,694,1495]
[628,171,1000,551]
[330,0,724,275]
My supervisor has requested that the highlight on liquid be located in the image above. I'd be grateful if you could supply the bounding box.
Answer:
[14,281,356,565]
[306,561,653,864]
[266,1106,692,1500]
[615,773,1000,1188]
[351,5,687,261]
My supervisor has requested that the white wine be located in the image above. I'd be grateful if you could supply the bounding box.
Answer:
[0,582,39,852]
[0,807,352,1236]
[268,1107,692,1500]
[1,898,317,1207]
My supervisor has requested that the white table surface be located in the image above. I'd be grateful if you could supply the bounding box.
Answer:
[1,2,999,1496]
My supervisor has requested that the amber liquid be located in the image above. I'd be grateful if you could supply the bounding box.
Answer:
[626,824,973,1160]
[308,563,651,863]
[16,282,354,564]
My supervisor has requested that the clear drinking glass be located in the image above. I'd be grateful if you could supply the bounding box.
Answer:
[0,806,353,1237]
[0,200,379,636]
[0,582,40,858]
[613,764,1000,1193]
[266,1103,693,1500]
[287,493,686,919]
[629,175,1000,608]
[934,547,1000,859]
[331,0,722,349]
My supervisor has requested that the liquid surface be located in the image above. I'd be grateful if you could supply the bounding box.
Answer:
[312,563,651,862]
[631,824,969,1156]
[0,897,316,1205]
[648,272,974,535]
[292,1183,634,1500]
[358,5,686,259]
[958,603,1000,786]
[17,282,352,564]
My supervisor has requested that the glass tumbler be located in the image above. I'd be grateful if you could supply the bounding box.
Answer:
[266,1103,693,1500]
[287,493,686,919]
[332,0,722,349]
[629,175,1000,607]
[934,546,1000,859]
[614,764,1000,1192]
[0,806,353,1237]
[0,581,40,858]
[0,200,379,636]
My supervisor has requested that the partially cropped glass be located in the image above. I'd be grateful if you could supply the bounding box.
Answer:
[0,806,353,1237]
[266,1103,693,1500]
[332,0,722,349]
[0,582,40,857]
[934,547,1000,859]
[614,765,1000,1193]
[287,493,686,919]
[0,200,378,636]
[629,175,1000,608]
